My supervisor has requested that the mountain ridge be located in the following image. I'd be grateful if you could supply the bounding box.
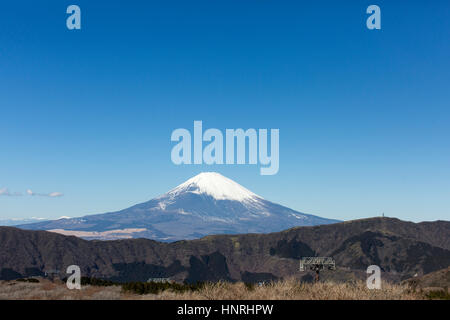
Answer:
[2,217,449,283]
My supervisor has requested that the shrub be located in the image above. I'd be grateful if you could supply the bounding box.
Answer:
[425,290,450,300]
[16,278,40,283]
[122,281,205,295]
[80,277,116,287]
[244,282,255,291]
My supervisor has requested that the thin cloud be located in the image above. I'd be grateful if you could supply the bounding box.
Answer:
[26,189,64,197]
[0,188,22,196]
[0,188,63,197]
[48,192,64,197]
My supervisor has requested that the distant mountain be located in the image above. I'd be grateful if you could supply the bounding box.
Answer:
[1,218,449,283]
[16,172,339,241]
[0,218,49,226]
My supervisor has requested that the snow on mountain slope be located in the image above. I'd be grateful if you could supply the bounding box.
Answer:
[16,172,340,241]
[164,172,261,202]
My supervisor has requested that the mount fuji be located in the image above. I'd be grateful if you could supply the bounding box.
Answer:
[17,172,339,241]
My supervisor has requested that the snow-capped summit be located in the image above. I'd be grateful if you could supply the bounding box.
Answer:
[165,172,262,202]
[17,172,340,241]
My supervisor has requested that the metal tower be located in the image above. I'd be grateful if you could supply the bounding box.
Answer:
[299,257,336,282]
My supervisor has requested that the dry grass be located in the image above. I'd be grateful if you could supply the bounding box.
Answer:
[0,278,424,300]
[0,280,124,300]
[144,278,422,300]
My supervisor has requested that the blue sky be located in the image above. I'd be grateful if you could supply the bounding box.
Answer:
[0,1,449,222]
